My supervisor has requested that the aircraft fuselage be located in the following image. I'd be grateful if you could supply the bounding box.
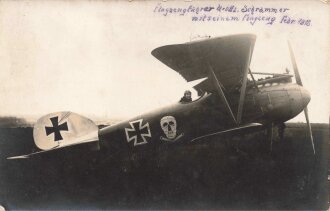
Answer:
[99,82,310,152]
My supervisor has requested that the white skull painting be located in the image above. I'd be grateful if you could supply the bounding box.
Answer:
[160,116,177,139]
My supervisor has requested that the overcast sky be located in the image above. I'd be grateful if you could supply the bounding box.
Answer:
[0,1,328,123]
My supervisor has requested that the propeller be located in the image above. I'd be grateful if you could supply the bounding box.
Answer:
[288,41,315,154]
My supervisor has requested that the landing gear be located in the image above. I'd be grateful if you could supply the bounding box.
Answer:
[266,123,274,155]
[278,122,286,142]
[265,122,286,154]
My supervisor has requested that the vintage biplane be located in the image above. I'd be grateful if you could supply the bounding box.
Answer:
[8,34,315,159]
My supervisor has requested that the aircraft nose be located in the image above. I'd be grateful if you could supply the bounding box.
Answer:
[300,86,311,107]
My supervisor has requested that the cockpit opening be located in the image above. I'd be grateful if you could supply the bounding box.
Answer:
[179,90,192,103]
[179,90,207,104]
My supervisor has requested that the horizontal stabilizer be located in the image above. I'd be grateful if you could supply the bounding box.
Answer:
[191,123,262,142]
[7,135,99,159]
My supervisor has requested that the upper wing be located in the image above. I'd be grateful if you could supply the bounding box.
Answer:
[151,34,256,93]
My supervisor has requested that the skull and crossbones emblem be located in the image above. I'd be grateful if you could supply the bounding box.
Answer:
[160,116,183,142]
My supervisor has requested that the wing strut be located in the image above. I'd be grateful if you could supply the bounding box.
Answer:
[237,45,253,125]
[208,65,237,125]
[248,68,259,92]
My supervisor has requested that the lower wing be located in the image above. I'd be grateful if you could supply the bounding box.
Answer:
[191,123,262,143]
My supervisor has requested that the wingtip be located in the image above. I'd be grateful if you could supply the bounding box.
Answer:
[7,155,29,160]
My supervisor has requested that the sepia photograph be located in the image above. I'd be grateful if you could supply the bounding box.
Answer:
[0,0,329,210]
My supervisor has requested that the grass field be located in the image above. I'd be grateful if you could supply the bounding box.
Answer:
[0,122,328,210]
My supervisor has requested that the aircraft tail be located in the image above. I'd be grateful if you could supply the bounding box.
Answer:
[7,111,99,159]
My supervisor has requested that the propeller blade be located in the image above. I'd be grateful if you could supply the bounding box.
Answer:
[288,41,303,86]
[304,107,315,154]
[288,41,315,155]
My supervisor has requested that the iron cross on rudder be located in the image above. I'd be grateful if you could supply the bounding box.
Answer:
[45,116,68,141]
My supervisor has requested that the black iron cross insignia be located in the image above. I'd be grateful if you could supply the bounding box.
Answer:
[45,116,68,141]
[125,119,151,146]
